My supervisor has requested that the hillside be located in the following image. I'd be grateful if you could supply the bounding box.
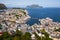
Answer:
[0,3,7,9]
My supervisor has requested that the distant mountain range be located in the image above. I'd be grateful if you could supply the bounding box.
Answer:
[27,4,43,8]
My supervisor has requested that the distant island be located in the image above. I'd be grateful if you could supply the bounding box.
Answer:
[27,4,43,8]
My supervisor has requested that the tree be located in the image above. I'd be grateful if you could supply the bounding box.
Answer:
[0,24,2,29]
[34,29,53,40]
[34,32,41,40]
[13,36,20,40]
[13,30,23,40]
[54,28,60,32]
[22,32,32,40]
[15,15,19,19]
[40,29,53,40]
[0,35,3,40]
[2,32,12,40]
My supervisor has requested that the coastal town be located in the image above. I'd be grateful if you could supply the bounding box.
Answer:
[0,8,60,40]
[0,3,60,40]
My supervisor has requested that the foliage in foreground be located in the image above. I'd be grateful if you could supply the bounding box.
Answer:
[0,30,32,40]
[34,29,53,40]
[0,29,53,40]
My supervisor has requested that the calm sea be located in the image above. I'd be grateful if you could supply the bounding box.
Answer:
[26,8,60,26]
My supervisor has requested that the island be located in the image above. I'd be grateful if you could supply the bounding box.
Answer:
[27,4,43,8]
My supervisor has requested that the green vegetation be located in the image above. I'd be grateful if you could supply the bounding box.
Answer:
[40,29,50,38]
[41,29,53,40]
[0,29,53,40]
[34,32,41,40]
[0,30,32,40]
[13,30,23,40]
[34,29,53,40]
[22,32,32,40]
[23,11,26,16]
[2,32,12,40]
[54,28,60,32]
[0,24,2,29]
[21,11,27,16]
[15,14,19,19]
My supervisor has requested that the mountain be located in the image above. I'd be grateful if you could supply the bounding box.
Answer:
[0,3,7,9]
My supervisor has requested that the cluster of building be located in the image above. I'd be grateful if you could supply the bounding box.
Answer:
[0,9,60,40]
[30,17,60,40]
[0,9,30,35]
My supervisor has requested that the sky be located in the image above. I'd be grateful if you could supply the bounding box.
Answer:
[0,0,60,7]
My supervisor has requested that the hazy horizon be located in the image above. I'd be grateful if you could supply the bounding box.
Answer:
[0,0,60,8]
